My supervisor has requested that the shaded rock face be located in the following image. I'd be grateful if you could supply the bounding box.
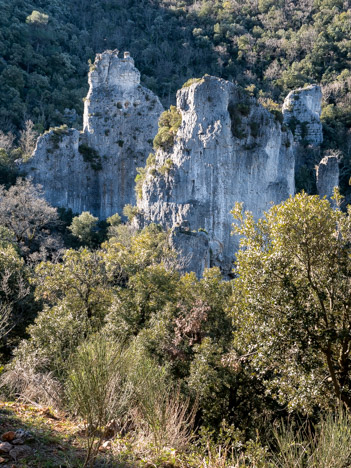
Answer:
[23,50,163,219]
[169,224,210,278]
[137,76,295,276]
[282,85,323,147]
[316,154,340,200]
[282,85,340,199]
[23,128,100,214]
[283,85,324,193]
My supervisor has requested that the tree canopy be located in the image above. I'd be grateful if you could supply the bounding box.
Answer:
[231,191,351,412]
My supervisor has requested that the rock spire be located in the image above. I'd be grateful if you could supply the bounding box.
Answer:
[23,50,163,219]
[137,76,295,276]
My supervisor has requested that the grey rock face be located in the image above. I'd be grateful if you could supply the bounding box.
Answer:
[137,76,295,275]
[170,224,210,278]
[23,50,163,219]
[282,85,323,146]
[283,85,325,194]
[24,128,100,214]
[316,153,339,200]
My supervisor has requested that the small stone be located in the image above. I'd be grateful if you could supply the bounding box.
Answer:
[99,440,111,452]
[0,442,12,453]
[11,439,24,446]
[0,457,6,464]
[1,432,16,442]
[9,445,31,461]
[14,430,33,443]
[14,431,25,440]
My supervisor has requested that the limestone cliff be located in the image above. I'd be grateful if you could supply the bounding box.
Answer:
[282,85,323,147]
[23,50,163,219]
[282,85,326,194]
[316,153,340,200]
[137,76,295,276]
[282,85,340,199]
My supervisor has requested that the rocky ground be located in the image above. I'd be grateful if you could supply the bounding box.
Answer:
[0,401,87,467]
[0,401,204,468]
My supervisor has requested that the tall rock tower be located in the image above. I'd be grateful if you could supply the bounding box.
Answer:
[23,50,163,219]
[282,85,323,148]
[137,76,295,276]
[282,84,339,199]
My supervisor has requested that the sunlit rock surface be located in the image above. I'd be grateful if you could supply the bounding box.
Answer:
[137,76,295,276]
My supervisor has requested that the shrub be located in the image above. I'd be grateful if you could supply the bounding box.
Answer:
[153,106,182,151]
[78,144,102,171]
[159,158,174,175]
[126,346,195,451]
[182,77,203,88]
[123,204,138,221]
[66,335,132,467]
[250,121,260,138]
[228,103,247,139]
[47,125,69,149]
[272,408,351,468]
[236,102,251,116]
[69,211,98,246]
[1,345,63,408]
[135,166,147,200]
[107,213,122,227]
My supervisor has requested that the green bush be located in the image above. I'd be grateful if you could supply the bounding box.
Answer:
[66,335,132,467]
[159,158,174,175]
[272,408,351,468]
[182,77,203,88]
[135,166,147,200]
[153,106,182,151]
[123,204,138,221]
[78,144,102,171]
[126,344,195,450]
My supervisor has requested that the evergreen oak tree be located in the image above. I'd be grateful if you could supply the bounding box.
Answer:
[231,191,351,412]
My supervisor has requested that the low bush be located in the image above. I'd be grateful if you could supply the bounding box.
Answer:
[153,106,182,150]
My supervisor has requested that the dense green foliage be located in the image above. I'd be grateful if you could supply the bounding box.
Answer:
[1,0,351,463]
[2,182,351,464]
[232,192,351,412]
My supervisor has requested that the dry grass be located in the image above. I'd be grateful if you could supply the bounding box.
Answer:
[1,353,63,408]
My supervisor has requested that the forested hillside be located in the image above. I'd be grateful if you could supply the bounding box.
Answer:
[1,0,350,141]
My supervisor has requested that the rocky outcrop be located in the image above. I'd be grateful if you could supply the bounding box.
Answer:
[169,223,210,278]
[282,85,340,198]
[282,85,323,147]
[23,50,163,219]
[283,85,325,194]
[137,76,295,276]
[316,153,339,200]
